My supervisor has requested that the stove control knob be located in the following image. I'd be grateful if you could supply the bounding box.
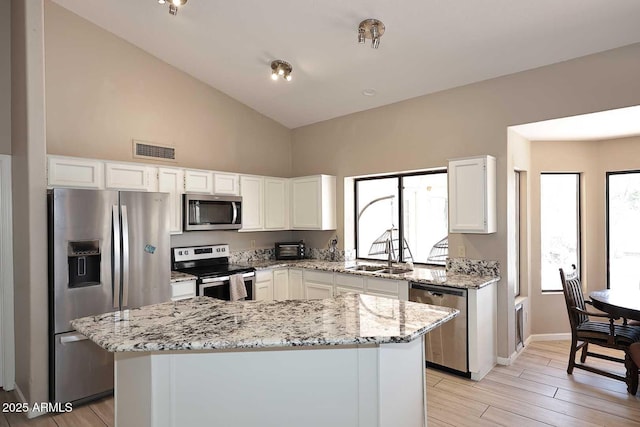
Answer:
[185,250,189,255]
[178,250,183,255]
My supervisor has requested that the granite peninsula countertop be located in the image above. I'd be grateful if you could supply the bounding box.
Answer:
[71,294,458,352]
[243,260,499,289]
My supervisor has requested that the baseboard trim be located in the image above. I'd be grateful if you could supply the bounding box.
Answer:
[497,344,529,366]
[497,352,516,366]
[528,333,571,342]
[497,333,564,366]
[13,385,49,419]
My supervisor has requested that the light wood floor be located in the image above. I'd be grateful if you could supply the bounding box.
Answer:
[1,340,638,426]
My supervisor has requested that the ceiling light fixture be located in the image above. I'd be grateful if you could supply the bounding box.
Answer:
[358,19,385,49]
[158,0,187,16]
[270,60,293,82]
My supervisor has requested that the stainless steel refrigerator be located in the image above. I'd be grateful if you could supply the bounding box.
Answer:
[48,188,170,404]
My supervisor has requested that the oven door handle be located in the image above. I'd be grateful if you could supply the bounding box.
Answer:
[200,272,255,284]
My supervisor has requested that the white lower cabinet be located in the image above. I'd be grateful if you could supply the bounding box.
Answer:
[334,273,365,296]
[288,269,304,300]
[255,270,274,301]
[158,167,184,234]
[171,279,196,301]
[255,268,409,301]
[468,284,498,380]
[305,283,334,300]
[273,269,289,301]
[365,277,406,300]
[304,270,334,300]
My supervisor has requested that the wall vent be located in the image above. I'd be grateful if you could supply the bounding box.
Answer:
[132,140,176,162]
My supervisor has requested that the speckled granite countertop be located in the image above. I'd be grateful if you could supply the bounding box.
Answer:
[71,294,458,352]
[244,260,499,289]
[170,271,197,283]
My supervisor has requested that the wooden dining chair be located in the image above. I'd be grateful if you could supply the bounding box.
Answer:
[559,267,640,393]
[630,343,640,395]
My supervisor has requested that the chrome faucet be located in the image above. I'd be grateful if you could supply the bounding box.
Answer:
[386,239,395,268]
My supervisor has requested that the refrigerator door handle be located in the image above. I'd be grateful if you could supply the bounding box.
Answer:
[60,333,88,344]
[112,205,121,309]
[121,205,130,307]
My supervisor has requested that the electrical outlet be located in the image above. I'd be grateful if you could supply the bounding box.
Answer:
[250,240,256,249]
[457,245,466,257]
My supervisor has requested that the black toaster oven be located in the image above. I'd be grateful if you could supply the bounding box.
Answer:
[275,241,306,260]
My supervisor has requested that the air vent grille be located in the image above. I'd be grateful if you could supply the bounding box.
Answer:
[133,140,176,162]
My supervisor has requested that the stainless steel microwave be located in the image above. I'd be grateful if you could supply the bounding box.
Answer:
[183,194,242,231]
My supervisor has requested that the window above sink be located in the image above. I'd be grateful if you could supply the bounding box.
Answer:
[354,170,448,266]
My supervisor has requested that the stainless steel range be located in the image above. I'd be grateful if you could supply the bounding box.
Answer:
[171,244,256,300]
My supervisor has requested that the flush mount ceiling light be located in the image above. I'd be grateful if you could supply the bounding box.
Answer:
[158,0,187,16]
[358,19,385,49]
[270,60,293,82]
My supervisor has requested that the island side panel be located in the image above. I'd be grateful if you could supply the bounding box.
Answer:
[116,346,372,427]
[114,352,154,427]
[114,343,427,427]
[378,338,426,427]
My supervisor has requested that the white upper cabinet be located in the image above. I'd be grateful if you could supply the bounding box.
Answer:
[48,156,104,189]
[105,162,156,191]
[264,177,289,230]
[239,175,264,231]
[290,175,336,230]
[213,173,240,195]
[47,156,335,233]
[158,167,185,234]
[184,170,214,194]
[448,155,497,234]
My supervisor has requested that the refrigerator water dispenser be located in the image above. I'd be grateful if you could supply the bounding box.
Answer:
[67,240,101,288]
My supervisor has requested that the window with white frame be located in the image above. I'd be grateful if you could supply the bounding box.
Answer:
[540,173,581,292]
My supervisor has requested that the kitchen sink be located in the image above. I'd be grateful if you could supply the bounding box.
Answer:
[346,265,413,275]
[376,267,413,275]
[347,265,384,272]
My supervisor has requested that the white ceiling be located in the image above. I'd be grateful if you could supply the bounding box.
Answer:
[511,105,640,141]
[51,0,640,129]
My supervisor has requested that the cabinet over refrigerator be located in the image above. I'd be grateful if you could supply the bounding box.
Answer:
[48,188,170,404]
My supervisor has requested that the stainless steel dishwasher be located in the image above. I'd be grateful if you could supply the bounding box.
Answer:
[409,282,469,377]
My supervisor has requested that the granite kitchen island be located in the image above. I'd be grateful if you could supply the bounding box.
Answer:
[72,294,458,427]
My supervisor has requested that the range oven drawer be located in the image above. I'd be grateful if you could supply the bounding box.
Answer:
[198,272,256,301]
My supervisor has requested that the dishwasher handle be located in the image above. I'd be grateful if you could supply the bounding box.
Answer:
[409,282,466,297]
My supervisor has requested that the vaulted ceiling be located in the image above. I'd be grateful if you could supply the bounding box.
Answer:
[52,0,640,129]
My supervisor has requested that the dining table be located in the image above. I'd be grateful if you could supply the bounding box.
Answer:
[589,288,640,322]
[589,288,640,395]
